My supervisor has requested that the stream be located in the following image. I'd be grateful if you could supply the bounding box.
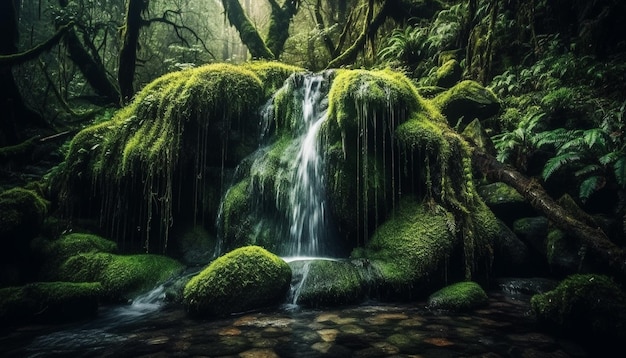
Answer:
[0,285,592,357]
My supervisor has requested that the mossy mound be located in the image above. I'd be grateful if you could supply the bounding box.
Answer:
[351,199,456,298]
[435,59,462,88]
[183,246,291,317]
[291,259,364,308]
[433,80,500,127]
[530,274,626,349]
[0,282,102,325]
[427,281,488,311]
[0,187,48,243]
[56,252,183,301]
[37,233,118,280]
[59,62,302,252]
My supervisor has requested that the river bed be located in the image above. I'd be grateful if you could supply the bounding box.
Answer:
[0,289,593,357]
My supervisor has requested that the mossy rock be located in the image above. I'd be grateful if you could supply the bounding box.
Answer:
[427,281,488,311]
[0,281,102,325]
[183,246,291,317]
[435,59,462,88]
[290,259,364,308]
[530,274,626,349]
[477,182,534,224]
[37,233,118,280]
[433,80,500,127]
[351,199,457,299]
[56,252,184,301]
[0,187,48,246]
[59,62,294,252]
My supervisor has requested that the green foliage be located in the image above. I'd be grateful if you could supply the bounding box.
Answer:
[492,109,545,169]
[183,246,291,317]
[538,101,626,201]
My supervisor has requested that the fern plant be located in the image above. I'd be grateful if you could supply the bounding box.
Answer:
[493,109,546,171]
[539,100,626,202]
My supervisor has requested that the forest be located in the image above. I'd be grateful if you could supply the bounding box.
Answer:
[1,0,626,356]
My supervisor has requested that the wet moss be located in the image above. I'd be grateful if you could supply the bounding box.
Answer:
[294,260,364,308]
[220,178,252,249]
[0,281,102,324]
[351,198,456,296]
[56,252,183,301]
[38,233,118,280]
[183,246,291,317]
[530,274,626,346]
[427,281,488,311]
[60,63,272,251]
[241,61,304,97]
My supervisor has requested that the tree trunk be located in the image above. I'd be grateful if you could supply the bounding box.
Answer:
[0,0,45,146]
[472,148,626,281]
[327,0,386,69]
[118,0,145,104]
[221,0,274,60]
[266,0,300,60]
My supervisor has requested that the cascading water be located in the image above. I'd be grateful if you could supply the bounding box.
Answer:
[286,74,328,258]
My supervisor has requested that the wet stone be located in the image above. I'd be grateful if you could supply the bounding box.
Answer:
[219,327,242,336]
[238,348,279,358]
[145,336,169,345]
[318,328,339,342]
[261,326,288,338]
[339,324,365,334]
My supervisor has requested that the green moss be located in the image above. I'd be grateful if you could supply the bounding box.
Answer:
[60,63,268,251]
[530,274,626,343]
[433,80,500,125]
[352,198,455,293]
[183,246,291,317]
[0,187,49,241]
[57,252,184,301]
[38,233,118,280]
[241,61,304,97]
[435,59,462,88]
[0,281,102,324]
[220,178,252,247]
[327,68,435,144]
[427,281,488,311]
[294,260,364,308]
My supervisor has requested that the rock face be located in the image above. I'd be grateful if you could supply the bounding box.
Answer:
[183,246,292,317]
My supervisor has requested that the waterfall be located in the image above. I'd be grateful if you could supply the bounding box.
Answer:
[286,74,328,257]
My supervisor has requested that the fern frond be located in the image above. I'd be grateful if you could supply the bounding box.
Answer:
[543,152,581,180]
[614,156,626,188]
[575,164,602,177]
[582,128,606,150]
[599,152,618,166]
[533,128,570,148]
[579,175,604,202]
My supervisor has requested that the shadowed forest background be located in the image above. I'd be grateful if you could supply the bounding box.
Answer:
[2,0,626,356]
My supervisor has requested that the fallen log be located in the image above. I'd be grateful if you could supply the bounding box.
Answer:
[472,148,626,281]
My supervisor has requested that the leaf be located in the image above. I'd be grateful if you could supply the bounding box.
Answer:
[542,152,581,180]
[575,164,601,177]
[582,128,606,150]
[579,176,604,202]
[614,156,626,188]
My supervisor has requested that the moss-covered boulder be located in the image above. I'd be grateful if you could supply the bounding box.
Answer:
[427,281,488,311]
[0,187,48,244]
[0,187,49,286]
[433,80,500,127]
[530,274,626,349]
[183,246,291,317]
[55,252,183,301]
[289,259,364,308]
[37,233,118,280]
[435,59,462,88]
[477,182,534,225]
[58,62,303,253]
[351,199,456,298]
[0,282,102,325]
